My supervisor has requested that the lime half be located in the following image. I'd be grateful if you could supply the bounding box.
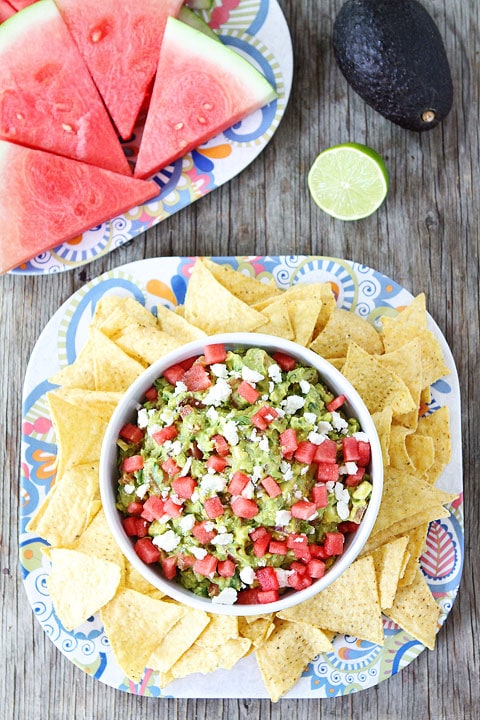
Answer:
[308,143,389,221]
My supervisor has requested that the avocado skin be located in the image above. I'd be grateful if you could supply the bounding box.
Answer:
[333,0,453,131]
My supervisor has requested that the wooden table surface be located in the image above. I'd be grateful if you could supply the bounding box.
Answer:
[1,1,478,718]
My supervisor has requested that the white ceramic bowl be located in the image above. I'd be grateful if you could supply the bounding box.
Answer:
[100,332,383,616]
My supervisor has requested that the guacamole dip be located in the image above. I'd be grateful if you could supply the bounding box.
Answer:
[116,343,373,605]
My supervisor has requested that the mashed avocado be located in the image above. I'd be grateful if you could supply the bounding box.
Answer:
[116,344,373,605]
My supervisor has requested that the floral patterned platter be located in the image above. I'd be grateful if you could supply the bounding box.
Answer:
[10,1,293,276]
[20,255,463,699]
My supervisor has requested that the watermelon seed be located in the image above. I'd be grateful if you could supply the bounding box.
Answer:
[91,28,103,43]
[62,123,74,133]
[197,115,207,124]
[174,122,184,130]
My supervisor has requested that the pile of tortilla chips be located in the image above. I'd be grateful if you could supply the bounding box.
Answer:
[27,257,457,702]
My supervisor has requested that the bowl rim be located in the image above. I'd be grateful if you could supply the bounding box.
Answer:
[100,332,384,616]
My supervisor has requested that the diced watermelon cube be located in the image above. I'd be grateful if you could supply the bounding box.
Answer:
[251,410,267,430]
[141,495,165,521]
[316,462,339,482]
[327,394,347,412]
[144,386,158,402]
[294,440,317,464]
[134,537,160,564]
[163,363,186,385]
[238,380,260,403]
[161,457,181,476]
[206,454,228,472]
[231,497,259,519]
[182,363,212,391]
[313,438,338,463]
[237,588,261,604]
[311,483,328,508]
[213,434,230,456]
[193,553,217,577]
[279,428,298,459]
[258,589,280,604]
[121,454,144,473]
[171,475,197,499]
[217,559,236,577]
[260,475,282,498]
[228,471,250,496]
[307,558,326,579]
[256,566,279,591]
[249,526,269,542]
[271,351,296,371]
[152,425,178,445]
[338,520,360,534]
[163,496,183,518]
[345,466,366,487]
[191,521,216,544]
[324,531,345,556]
[342,436,360,461]
[203,343,227,364]
[253,532,272,557]
[127,501,144,516]
[119,423,144,444]
[268,540,287,555]
[122,516,149,538]
[204,495,225,519]
[357,440,371,467]
[161,555,178,580]
[290,500,317,520]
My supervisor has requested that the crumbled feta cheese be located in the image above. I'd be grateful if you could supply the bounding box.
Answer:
[240,566,255,585]
[241,481,255,499]
[252,465,263,483]
[294,489,303,499]
[275,510,292,526]
[337,501,350,520]
[326,480,336,492]
[178,513,196,533]
[211,587,238,605]
[152,530,180,552]
[258,435,269,452]
[308,431,326,445]
[123,484,135,495]
[334,482,346,501]
[191,489,200,503]
[190,546,208,560]
[280,460,290,474]
[300,466,309,475]
[281,395,305,414]
[203,378,232,406]
[317,420,333,434]
[136,483,150,499]
[331,411,348,432]
[147,423,162,437]
[241,366,264,384]
[170,440,182,455]
[206,406,219,423]
[304,412,317,425]
[137,408,148,428]
[354,431,369,442]
[282,465,294,482]
[210,363,228,378]
[211,532,233,546]
[173,381,187,396]
[299,379,311,394]
[179,457,192,477]
[345,461,358,474]
[268,364,282,383]
[159,408,175,426]
[268,381,275,393]
[275,567,294,588]
[200,474,226,494]
[222,419,239,446]
[204,521,216,532]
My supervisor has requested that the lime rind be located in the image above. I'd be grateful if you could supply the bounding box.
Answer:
[308,143,389,221]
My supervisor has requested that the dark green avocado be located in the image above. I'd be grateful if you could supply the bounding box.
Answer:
[333,0,453,131]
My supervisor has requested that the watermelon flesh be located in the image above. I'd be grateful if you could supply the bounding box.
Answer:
[8,0,35,9]
[0,1,16,22]
[55,0,184,141]
[0,0,130,175]
[0,140,158,274]
[134,17,277,179]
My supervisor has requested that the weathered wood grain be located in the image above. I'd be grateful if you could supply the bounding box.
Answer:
[1,0,478,718]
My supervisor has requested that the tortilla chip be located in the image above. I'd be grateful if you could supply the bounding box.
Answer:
[47,548,121,630]
[278,556,384,645]
[389,425,416,472]
[90,327,145,391]
[195,614,239,647]
[369,467,456,539]
[203,258,281,304]
[405,433,436,478]
[123,559,164,597]
[255,618,333,702]
[369,536,410,609]
[114,323,182,366]
[238,616,275,650]
[393,294,428,328]
[416,407,452,484]
[384,567,440,650]
[288,299,323,346]
[381,317,450,388]
[47,389,121,476]
[362,505,450,555]
[27,463,100,546]
[173,637,252,679]
[156,302,206,342]
[184,258,267,333]
[101,588,186,682]
[148,609,210,673]
[372,407,393,466]
[398,523,430,587]
[342,343,417,417]
[256,301,294,340]
[310,307,383,358]
[72,508,125,572]
[377,340,423,428]
[49,339,96,390]
[92,295,157,336]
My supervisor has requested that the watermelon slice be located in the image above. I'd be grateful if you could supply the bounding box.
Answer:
[0,1,16,22]
[8,0,35,9]
[0,0,130,175]
[134,17,277,179]
[0,140,158,274]
[55,0,184,141]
